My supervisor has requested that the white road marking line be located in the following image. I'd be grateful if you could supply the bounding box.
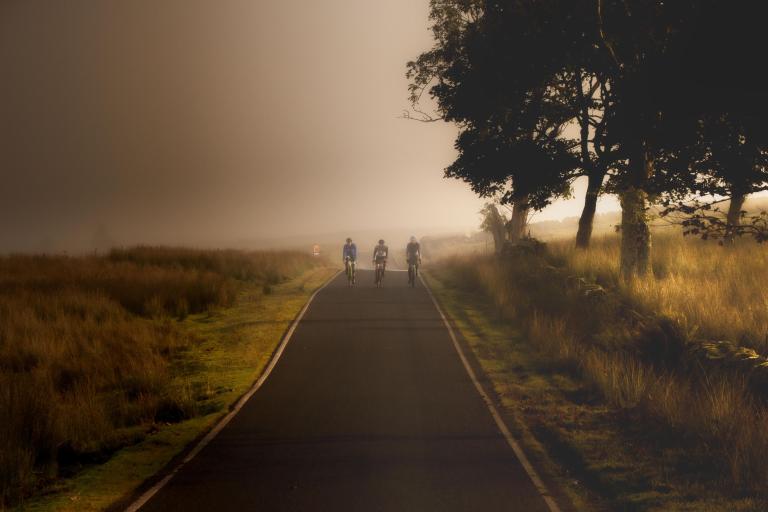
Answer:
[125,271,342,512]
[420,274,563,512]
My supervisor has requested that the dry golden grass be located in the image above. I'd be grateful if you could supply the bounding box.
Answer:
[0,247,321,506]
[550,233,768,350]
[437,237,768,494]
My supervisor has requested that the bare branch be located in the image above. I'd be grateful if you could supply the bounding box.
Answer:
[659,197,768,243]
[597,0,622,69]
[400,108,442,123]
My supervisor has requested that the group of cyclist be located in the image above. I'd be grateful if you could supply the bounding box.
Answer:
[342,236,421,287]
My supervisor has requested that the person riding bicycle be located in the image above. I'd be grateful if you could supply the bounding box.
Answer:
[406,236,421,267]
[372,239,389,283]
[406,236,421,285]
[342,238,357,281]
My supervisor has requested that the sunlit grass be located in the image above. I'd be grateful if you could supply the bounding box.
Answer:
[550,233,768,350]
[428,237,768,496]
[21,265,336,511]
[424,267,766,510]
[0,248,325,507]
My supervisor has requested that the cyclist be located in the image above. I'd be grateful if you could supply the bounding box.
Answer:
[372,239,389,286]
[406,236,421,286]
[342,237,357,284]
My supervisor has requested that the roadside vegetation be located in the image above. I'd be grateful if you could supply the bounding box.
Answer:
[408,4,768,505]
[408,1,767,277]
[550,234,768,352]
[0,247,327,508]
[425,234,768,508]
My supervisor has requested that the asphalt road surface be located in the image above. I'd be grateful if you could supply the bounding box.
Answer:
[139,269,554,511]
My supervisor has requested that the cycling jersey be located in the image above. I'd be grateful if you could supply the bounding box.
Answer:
[342,242,357,261]
[373,244,389,263]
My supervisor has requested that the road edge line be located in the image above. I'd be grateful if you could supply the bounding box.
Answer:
[124,269,341,512]
[419,273,562,512]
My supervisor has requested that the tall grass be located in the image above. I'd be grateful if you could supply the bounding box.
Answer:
[437,236,768,493]
[0,248,321,506]
[550,233,768,350]
[108,246,315,285]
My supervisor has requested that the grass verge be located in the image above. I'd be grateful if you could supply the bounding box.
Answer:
[15,265,336,512]
[423,266,766,512]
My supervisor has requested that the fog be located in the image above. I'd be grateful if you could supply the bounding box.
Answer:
[0,0,616,253]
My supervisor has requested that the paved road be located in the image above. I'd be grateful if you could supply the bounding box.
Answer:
[139,270,553,511]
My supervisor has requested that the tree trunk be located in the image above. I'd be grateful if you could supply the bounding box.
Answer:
[574,70,601,250]
[490,222,505,255]
[619,147,653,277]
[725,192,747,244]
[508,194,530,243]
[575,170,604,249]
[481,204,507,254]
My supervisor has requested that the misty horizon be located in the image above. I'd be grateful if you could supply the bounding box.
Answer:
[0,0,621,254]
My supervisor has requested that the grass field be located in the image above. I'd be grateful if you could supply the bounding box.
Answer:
[0,248,333,509]
[424,268,764,511]
[424,233,768,509]
[549,234,768,352]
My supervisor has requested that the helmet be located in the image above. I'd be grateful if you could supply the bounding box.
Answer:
[346,237,352,243]
[410,236,416,243]
[378,239,385,245]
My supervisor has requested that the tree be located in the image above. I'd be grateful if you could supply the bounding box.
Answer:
[479,203,507,254]
[594,1,768,274]
[658,113,768,245]
[692,114,768,243]
[407,0,579,242]
[590,1,702,275]
[533,1,618,249]
[573,75,617,248]
[409,1,768,270]
[447,125,576,241]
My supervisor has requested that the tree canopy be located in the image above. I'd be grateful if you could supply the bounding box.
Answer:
[408,0,768,275]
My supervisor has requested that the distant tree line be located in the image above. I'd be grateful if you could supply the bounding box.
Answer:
[407,0,768,276]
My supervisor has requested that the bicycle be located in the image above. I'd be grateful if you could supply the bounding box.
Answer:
[407,260,419,287]
[374,260,386,288]
[344,257,356,286]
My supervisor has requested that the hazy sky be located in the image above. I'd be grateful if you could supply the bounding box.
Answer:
[0,0,617,252]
